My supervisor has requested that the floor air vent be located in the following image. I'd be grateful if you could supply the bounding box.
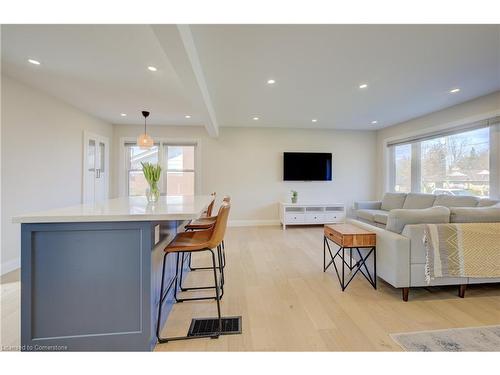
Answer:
[187,316,242,337]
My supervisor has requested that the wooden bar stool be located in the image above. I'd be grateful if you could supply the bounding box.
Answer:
[200,192,216,218]
[185,196,230,231]
[179,196,231,297]
[185,196,231,273]
[156,202,231,343]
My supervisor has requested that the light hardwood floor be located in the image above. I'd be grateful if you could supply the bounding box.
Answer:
[1,268,20,350]
[2,225,500,351]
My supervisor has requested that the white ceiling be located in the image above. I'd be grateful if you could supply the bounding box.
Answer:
[1,25,202,126]
[190,24,500,130]
[2,24,500,133]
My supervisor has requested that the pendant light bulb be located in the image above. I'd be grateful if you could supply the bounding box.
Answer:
[137,110,154,148]
[137,133,154,148]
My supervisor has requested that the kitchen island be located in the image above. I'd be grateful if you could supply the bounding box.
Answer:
[13,195,213,351]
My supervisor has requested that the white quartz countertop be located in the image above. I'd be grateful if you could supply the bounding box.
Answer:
[12,195,214,223]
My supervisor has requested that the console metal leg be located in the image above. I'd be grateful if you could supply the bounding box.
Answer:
[323,236,326,272]
[324,236,377,292]
[341,247,345,291]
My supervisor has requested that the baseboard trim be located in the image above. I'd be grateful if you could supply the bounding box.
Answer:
[1,258,20,276]
[228,219,280,227]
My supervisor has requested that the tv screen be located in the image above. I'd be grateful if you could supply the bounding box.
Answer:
[283,152,332,181]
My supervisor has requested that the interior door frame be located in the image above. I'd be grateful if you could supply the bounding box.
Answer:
[83,131,110,204]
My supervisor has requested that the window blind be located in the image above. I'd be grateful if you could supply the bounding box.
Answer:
[386,116,500,147]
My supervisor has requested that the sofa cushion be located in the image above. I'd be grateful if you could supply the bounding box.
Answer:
[386,206,450,234]
[403,193,436,209]
[356,209,387,223]
[354,200,382,210]
[381,193,407,211]
[450,204,500,223]
[477,198,499,207]
[373,212,388,225]
[433,194,479,208]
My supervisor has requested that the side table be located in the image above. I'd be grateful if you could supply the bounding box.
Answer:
[323,223,377,291]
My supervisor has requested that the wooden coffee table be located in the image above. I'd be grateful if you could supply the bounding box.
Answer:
[323,223,377,291]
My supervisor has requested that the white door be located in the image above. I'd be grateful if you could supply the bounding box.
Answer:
[83,132,109,204]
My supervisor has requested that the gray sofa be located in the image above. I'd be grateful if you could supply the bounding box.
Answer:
[355,192,498,228]
[352,193,500,301]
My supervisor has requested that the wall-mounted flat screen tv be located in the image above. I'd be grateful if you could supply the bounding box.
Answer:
[283,152,332,181]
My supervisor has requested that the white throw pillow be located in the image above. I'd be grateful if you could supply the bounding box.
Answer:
[381,193,407,211]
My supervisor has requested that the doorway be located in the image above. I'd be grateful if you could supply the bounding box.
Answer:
[83,132,109,204]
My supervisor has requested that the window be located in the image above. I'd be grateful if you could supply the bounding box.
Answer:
[394,144,412,193]
[165,145,196,196]
[126,144,159,196]
[125,142,197,197]
[390,126,492,198]
[421,128,489,196]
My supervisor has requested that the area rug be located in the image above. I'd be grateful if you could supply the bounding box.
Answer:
[390,325,500,351]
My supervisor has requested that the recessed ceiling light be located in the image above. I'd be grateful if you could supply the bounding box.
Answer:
[359,83,368,89]
[371,120,378,124]
[184,115,192,119]
[28,59,41,65]
[120,113,127,117]
[253,117,260,121]
[267,79,276,85]
[449,88,460,93]
[147,66,157,72]
[311,119,318,123]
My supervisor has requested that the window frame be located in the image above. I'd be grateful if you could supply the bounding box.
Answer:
[164,143,197,196]
[387,125,496,198]
[125,142,161,197]
[119,137,202,197]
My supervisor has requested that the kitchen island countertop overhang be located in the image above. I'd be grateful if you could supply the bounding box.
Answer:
[13,195,214,223]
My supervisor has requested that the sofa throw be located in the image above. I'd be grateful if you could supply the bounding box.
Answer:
[424,223,500,282]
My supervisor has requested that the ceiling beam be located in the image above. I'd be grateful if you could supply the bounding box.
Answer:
[151,25,219,137]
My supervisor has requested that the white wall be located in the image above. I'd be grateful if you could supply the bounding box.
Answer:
[376,91,500,197]
[1,75,113,274]
[112,125,377,224]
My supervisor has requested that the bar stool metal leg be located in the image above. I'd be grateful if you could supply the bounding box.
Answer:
[179,246,224,296]
[189,238,226,271]
[156,248,222,343]
[176,250,222,302]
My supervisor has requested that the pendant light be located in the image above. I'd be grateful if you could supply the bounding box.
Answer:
[137,110,154,148]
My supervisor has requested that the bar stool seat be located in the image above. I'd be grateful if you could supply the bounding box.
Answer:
[184,216,217,231]
[165,230,213,252]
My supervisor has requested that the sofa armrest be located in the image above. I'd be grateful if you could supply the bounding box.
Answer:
[348,219,410,288]
[401,224,426,265]
[354,200,382,210]
[386,206,450,234]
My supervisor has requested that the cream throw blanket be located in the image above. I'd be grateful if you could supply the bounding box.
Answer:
[424,223,500,282]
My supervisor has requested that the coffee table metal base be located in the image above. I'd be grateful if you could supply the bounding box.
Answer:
[323,236,376,291]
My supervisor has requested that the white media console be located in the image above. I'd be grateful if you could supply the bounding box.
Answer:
[279,202,346,230]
